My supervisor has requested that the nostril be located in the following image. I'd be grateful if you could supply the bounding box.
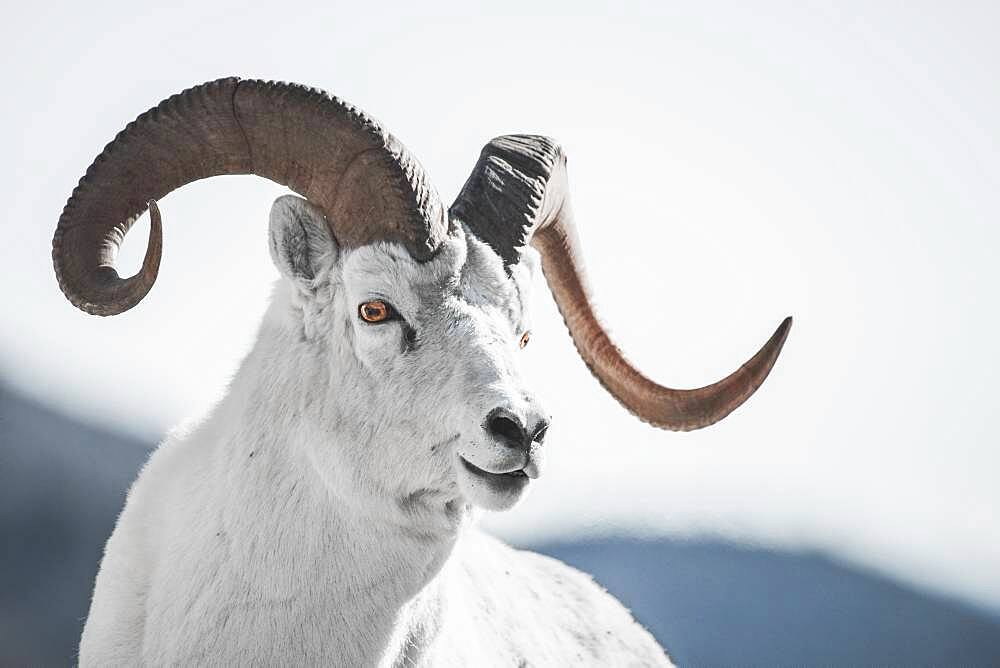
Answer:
[532,422,550,444]
[486,411,528,449]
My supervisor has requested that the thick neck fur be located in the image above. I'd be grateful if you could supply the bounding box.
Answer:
[189,288,465,665]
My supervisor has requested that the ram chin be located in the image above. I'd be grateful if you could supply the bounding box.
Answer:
[455,455,534,512]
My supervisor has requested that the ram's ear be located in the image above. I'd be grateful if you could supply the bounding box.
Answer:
[269,195,338,289]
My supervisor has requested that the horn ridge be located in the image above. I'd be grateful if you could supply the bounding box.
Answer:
[53,77,447,316]
[450,134,559,267]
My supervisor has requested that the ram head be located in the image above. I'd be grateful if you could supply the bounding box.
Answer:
[52,78,790,512]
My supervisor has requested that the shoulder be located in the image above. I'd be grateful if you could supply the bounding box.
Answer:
[449,532,673,666]
[513,543,672,665]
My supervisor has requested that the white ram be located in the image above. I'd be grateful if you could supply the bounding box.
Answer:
[52,78,791,666]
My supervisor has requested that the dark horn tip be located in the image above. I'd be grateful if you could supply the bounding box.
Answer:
[743,315,793,392]
[660,315,793,433]
[771,316,793,359]
[775,315,793,345]
[142,199,163,282]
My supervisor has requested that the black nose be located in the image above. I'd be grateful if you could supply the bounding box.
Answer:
[485,408,550,450]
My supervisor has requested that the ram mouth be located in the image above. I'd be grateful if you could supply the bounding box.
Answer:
[460,457,530,492]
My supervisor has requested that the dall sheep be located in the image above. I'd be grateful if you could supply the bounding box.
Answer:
[52,77,791,666]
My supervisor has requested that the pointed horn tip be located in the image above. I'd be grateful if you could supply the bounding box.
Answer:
[774,315,793,348]
[142,199,163,281]
[643,315,792,433]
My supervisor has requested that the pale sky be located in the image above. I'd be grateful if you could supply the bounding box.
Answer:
[2,1,998,612]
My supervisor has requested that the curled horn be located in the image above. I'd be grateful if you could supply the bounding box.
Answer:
[451,135,791,431]
[53,77,448,316]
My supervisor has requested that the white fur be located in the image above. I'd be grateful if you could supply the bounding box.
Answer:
[79,196,671,666]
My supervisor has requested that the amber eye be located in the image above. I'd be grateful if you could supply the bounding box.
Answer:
[519,331,531,349]
[359,300,395,323]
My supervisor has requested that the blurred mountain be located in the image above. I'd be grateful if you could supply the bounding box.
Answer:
[0,383,151,665]
[2,383,998,666]
[537,539,1000,667]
